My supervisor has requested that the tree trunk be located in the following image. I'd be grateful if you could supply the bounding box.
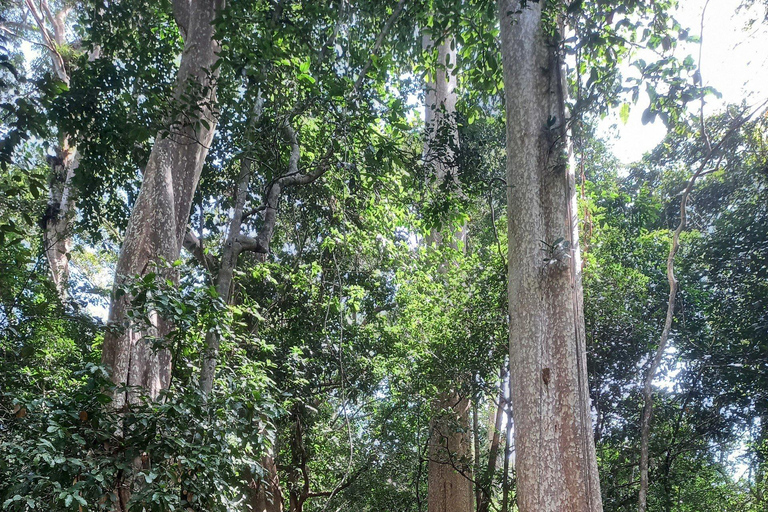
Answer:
[473,401,481,511]
[24,1,77,299]
[99,2,223,508]
[423,31,473,512]
[477,367,506,512]
[101,0,224,410]
[43,140,78,297]
[428,393,474,512]
[190,155,286,512]
[501,392,513,512]
[247,452,285,512]
[498,1,602,511]
[199,158,252,395]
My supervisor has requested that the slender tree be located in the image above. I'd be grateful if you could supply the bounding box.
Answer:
[18,1,78,297]
[422,30,473,512]
[498,1,602,510]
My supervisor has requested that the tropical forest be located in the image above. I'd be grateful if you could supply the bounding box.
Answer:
[1,0,767,511]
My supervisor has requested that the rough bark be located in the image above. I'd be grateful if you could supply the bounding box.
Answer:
[101,0,224,412]
[96,3,223,509]
[498,1,602,511]
[428,393,474,512]
[248,452,285,512]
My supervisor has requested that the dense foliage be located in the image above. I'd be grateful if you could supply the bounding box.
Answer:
[2,0,768,511]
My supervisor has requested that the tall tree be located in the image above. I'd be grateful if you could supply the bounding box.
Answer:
[422,29,474,512]
[498,1,602,510]
[101,0,223,411]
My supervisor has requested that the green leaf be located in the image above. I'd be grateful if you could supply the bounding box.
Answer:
[619,103,630,125]
[567,0,583,14]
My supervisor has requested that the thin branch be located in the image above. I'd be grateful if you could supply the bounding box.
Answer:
[352,0,407,93]
[241,204,266,220]
[183,230,218,270]
[637,3,766,504]
[23,0,69,84]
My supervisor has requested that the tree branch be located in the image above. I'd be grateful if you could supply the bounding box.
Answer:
[23,0,69,84]
[237,119,332,256]
[241,204,266,220]
[183,230,217,269]
[352,0,407,94]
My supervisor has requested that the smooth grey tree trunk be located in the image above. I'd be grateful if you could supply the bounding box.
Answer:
[423,32,473,512]
[498,1,602,511]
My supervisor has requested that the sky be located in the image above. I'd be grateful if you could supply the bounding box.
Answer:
[600,0,768,163]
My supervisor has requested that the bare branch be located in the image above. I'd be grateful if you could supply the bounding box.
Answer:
[241,204,266,220]
[23,0,69,84]
[234,233,269,254]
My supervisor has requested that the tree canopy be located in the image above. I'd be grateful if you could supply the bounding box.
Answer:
[1,0,767,511]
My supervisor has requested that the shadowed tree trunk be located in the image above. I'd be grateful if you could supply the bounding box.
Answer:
[477,367,507,512]
[498,1,602,511]
[428,393,473,512]
[501,388,513,512]
[422,30,473,512]
[248,448,284,512]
